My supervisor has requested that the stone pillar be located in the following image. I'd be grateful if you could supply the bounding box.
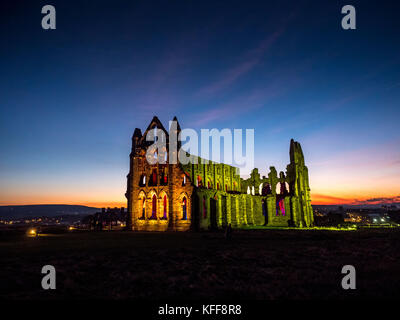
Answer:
[230,196,239,227]
[246,195,255,225]
[240,195,248,226]
[226,195,232,225]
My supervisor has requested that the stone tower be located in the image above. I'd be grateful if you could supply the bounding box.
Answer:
[126,116,193,231]
[286,139,313,227]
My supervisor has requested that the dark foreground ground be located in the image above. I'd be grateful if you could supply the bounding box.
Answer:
[1,228,400,300]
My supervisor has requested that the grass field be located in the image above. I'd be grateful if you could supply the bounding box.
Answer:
[1,228,400,300]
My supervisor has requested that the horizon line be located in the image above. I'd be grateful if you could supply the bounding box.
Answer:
[0,202,398,208]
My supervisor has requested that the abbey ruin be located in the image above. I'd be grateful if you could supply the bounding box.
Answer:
[126,116,313,231]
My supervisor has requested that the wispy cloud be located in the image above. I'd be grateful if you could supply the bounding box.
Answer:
[312,193,353,204]
[189,82,285,127]
[312,194,400,205]
[196,28,285,97]
[353,196,400,205]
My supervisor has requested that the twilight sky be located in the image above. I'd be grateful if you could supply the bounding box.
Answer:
[1,0,400,207]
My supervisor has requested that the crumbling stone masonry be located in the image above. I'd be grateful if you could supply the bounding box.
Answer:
[126,116,313,231]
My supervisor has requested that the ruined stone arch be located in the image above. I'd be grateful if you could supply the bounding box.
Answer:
[276,181,290,195]
[263,182,273,195]
[178,191,190,202]
[148,189,158,198]
[285,181,290,194]
[138,190,146,198]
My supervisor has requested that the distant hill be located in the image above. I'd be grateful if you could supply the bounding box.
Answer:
[0,205,99,218]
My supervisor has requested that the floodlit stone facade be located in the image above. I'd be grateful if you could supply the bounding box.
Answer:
[126,116,313,231]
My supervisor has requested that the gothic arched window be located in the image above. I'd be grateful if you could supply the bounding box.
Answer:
[139,174,146,187]
[139,196,145,219]
[182,175,186,186]
[182,197,187,220]
[162,195,168,219]
[151,169,157,186]
[197,176,202,187]
[160,167,168,185]
[151,194,157,219]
